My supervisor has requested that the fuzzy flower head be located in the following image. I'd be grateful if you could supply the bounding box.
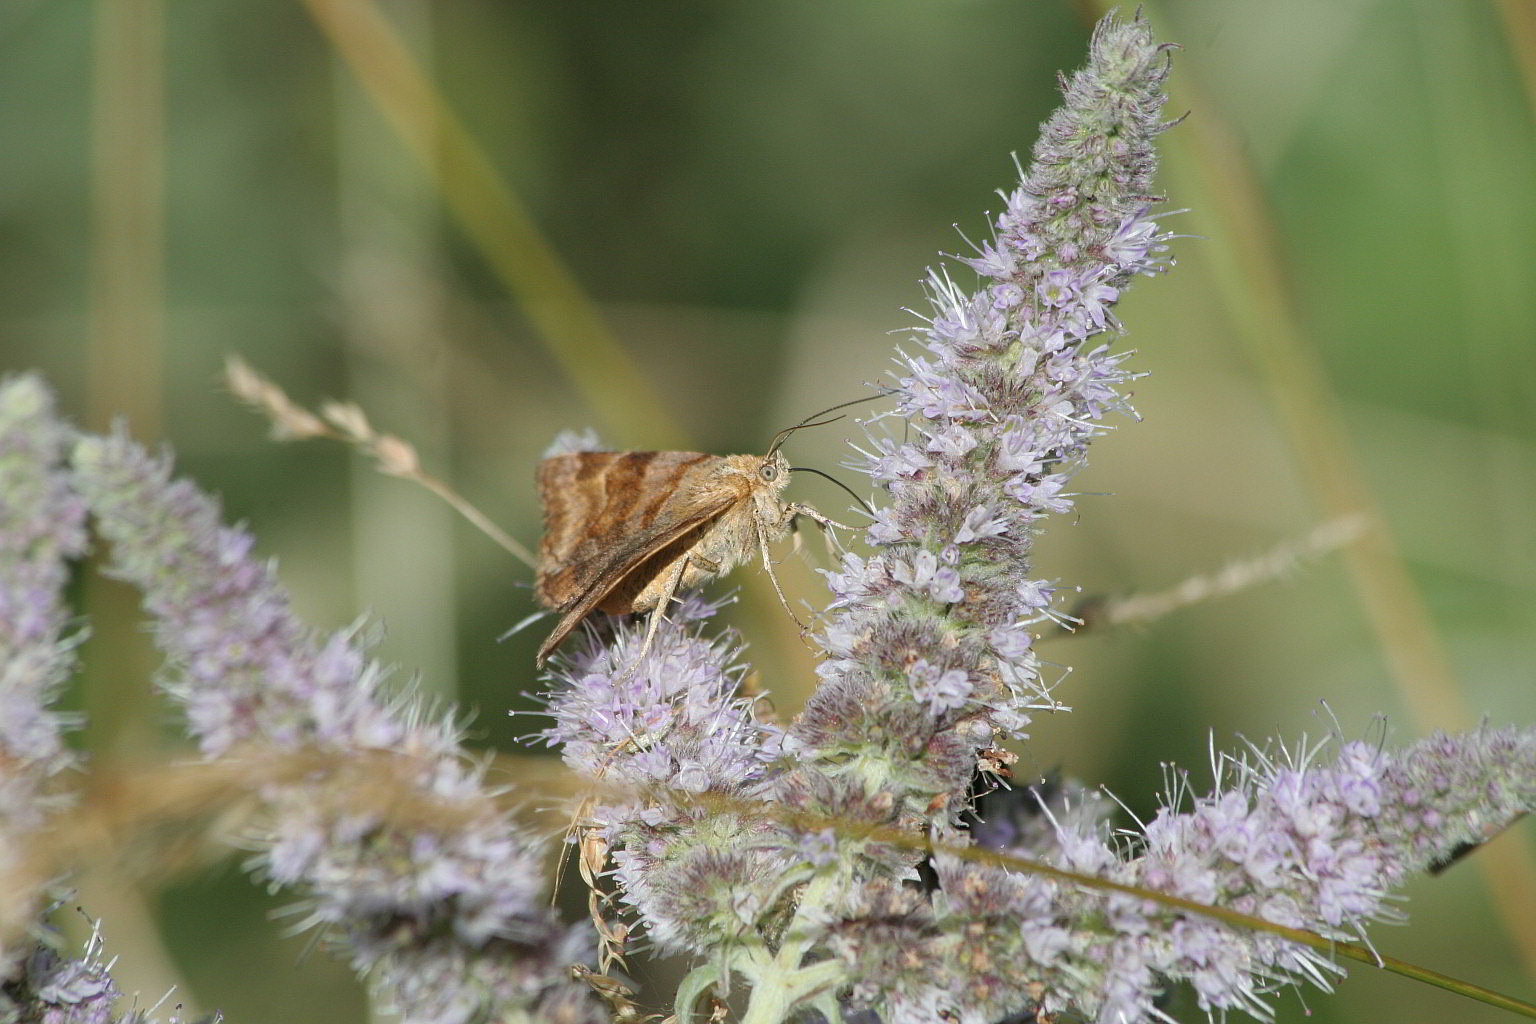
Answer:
[827,727,1536,1024]
[0,377,87,788]
[539,594,781,799]
[1,923,123,1024]
[791,13,1175,828]
[0,377,89,977]
[520,13,1536,1024]
[65,422,601,1023]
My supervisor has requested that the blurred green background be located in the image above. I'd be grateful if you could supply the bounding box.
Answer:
[3,0,1533,1020]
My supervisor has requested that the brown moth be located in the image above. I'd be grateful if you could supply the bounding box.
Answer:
[533,413,863,666]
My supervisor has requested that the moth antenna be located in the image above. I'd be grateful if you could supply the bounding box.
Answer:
[788,466,874,517]
[764,388,897,457]
[764,415,843,458]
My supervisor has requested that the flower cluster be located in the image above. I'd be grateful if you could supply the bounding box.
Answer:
[0,377,85,849]
[539,597,795,955]
[833,727,1536,1023]
[0,377,117,1022]
[2,918,130,1024]
[535,13,1536,1024]
[541,596,779,796]
[788,12,1174,825]
[0,9,1532,1024]
[67,427,601,1024]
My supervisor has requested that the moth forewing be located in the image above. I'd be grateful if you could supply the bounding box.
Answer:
[534,448,817,666]
[535,450,721,611]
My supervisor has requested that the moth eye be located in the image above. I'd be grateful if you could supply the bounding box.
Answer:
[759,463,778,482]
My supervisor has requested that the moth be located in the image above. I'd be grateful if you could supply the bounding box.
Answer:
[533,403,871,667]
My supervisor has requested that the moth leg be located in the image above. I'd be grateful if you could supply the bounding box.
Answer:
[624,556,690,677]
[785,501,853,557]
[757,519,806,632]
[785,501,855,534]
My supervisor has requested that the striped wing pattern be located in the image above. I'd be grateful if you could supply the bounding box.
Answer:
[533,450,736,662]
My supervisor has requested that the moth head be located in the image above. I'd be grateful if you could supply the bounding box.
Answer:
[752,450,792,492]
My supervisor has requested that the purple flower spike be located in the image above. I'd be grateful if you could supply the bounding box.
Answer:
[542,598,780,798]
[0,376,88,978]
[0,377,87,796]
[535,12,1528,1023]
[540,597,793,957]
[832,728,1536,1024]
[70,429,602,1024]
[787,11,1174,836]
[0,378,218,1022]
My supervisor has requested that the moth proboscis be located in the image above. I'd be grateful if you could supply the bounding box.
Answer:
[533,398,878,668]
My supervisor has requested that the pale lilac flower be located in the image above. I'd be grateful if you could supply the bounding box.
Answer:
[791,14,1177,822]
[953,505,1009,544]
[539,597,793,956]
[69,429,600,1024]
[0,378,217,1022]
[865,507,903,544]
[889,549,966,604]
[899,358,988,422]
[523,12,1536,1024]
[0,376,86,818]
[831,728,1535,1024]
[923,422,978,459]
[0,921,136,1024]
[799,828,840,868]
[540,595,781,797]
[864,437,931,481]
[909,660,973,716]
